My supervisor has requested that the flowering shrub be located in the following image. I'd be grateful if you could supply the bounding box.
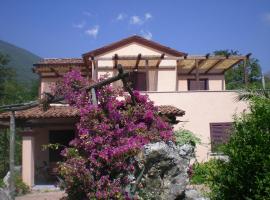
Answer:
[58,71,174,199]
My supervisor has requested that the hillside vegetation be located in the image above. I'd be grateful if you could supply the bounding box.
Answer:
[0,40,41,82]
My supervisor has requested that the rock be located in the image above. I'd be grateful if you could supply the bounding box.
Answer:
[184,189,209,200]
[0,188,10,200]
[3,166,22,188]
[133,141,194,200]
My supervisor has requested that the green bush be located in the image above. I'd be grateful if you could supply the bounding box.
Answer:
[0,178,4,188]
[190,159,221,185]
[174,129,201,146]
[210,97,270,200]
[15,174,30,196]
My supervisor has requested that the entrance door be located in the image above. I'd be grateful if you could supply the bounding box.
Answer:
[49,130,75,162]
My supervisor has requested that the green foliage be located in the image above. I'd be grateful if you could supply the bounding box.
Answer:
[0,52,38,180]
[0,179,4,188]
[209,97,270,200]
[0,129,22,179]
[214,50,263,90]
[190,159,221,185]
[174,129,201,146]
[15,172,30,196]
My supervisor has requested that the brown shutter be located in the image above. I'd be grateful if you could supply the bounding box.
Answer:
[210,122,233,152]
[129,71,147,91]
[188,79,208,90]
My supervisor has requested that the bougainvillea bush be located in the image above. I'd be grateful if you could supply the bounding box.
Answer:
[57,71,174,199]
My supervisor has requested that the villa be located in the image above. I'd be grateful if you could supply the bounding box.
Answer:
[0,35,249,187]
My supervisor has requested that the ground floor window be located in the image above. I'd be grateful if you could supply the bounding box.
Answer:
[188,79,208,90]
[210,122,233,152]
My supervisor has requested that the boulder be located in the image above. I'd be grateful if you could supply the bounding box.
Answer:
[133,141,194,200]
[3,166,22,189]
[184,189,209,200]
[0,188,10,200]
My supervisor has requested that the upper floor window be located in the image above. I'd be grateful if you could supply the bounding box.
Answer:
[188,79,208,90]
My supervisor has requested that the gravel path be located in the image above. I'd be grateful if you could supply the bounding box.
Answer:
[15,191,65,200]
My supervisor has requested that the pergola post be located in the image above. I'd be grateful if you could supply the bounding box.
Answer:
[195,59,200,90]
[175,60,180,91]
[21,131,35,187]
[9,111,15,200]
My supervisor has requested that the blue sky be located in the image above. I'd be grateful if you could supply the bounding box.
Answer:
[0,0,270,72]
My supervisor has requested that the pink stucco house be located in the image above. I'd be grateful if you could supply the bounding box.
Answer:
[0,36,249,187]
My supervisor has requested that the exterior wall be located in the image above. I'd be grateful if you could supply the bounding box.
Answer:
[157,69,176,91]
[97,42,176,67]
[40,77,59,94]
[95,42,178,91]
[145,91,248,161]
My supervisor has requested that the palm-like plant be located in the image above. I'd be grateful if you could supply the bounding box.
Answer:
[237,89,270,101]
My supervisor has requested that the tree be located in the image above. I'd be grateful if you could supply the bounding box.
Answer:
[57,70,174,199]
[0,52,38,180]
[213,50,262,89]
[210,96,270,200]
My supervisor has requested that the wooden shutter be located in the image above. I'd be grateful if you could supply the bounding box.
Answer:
[210,122,233,152]
[129,71,147,91]
[188,79,208,90]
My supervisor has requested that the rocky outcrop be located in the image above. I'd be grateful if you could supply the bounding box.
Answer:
[0,188,10,200]
[184,189,209,200]
[131,141,194,200]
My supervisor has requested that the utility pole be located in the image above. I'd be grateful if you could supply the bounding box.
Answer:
[262,73,266,90]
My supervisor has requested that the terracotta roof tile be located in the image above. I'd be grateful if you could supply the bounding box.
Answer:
[157,105,185,116]
[0,105,184,120]
[34,58,84,66]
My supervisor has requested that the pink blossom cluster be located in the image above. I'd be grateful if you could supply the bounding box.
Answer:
[58,70,174,199]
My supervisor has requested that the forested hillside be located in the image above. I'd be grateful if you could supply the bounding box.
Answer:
[0,40,41,82]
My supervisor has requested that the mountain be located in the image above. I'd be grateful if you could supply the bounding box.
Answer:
[0,40,41,82]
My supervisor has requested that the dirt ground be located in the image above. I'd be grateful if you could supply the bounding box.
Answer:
[15,191,66,200]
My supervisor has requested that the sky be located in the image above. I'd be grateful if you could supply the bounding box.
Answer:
[0,0,270,72]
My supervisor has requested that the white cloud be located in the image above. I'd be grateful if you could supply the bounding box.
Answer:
[116,13,126,21]
[145,13,152,20]
[141,30,152,40]
[73,21,86,29]
[262,12,270,24]
[85,25,99,38]
[130,16,143,25]
[83,11,92,17]
[130,13,153,25]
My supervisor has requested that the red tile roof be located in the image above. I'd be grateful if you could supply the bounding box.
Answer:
[0,105,184,120]
[34,58,84,66]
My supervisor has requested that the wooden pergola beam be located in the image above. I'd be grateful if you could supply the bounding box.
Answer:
[91,55,247,61]
[50,67,62,77]
[204,59,225,74]
[156,53,165,68]
[222,59,243,73]
[135,53,141,69]
[188,54,210,74]
[113,54,118,68]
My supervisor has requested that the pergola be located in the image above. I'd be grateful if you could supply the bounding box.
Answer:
[83,53,252,87]
[34,53,251,88]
